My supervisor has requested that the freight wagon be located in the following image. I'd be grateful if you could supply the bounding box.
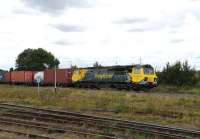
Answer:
[44,69,72,86]
[4,72,11,83]
[0,69,73,86]
[0,72,11,84]
[11,71,34,85]
[34,71,44,84]
[0,72,6,83]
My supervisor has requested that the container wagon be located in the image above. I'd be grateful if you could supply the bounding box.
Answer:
[44,69,72,86]
[4,72,11,84]
[11,71,34,85]
[0,72,11,84]
[25,71,34,85]
[0,72,6,83]
[11,71,25,84]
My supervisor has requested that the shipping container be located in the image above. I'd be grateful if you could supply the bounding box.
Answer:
[44,69,54,85]
[56,69,72,84]
[0,72,5,82]
[44,69,72,86]
[11,71,34,84]
[11,71,25,84]
[34,71,44,84]
[4,72,11,83]
[25,71,34,84]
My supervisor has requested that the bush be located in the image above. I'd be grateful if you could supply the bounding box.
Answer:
[158,61,198,86]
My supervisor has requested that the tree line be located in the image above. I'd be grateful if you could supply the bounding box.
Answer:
[157,61,199,86]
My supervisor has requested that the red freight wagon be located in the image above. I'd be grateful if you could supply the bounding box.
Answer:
[44,69,54,85]
[11,71,34,84]
[25,71,34,84]
[44,69,72,86]
[11,71,25,83]
[4,72,11,83]
[57,69,72,84]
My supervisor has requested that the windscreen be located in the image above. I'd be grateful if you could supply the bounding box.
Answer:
[144,67,154,75]
[133,67,141,74]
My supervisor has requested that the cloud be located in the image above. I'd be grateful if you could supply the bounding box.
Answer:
[114,8,200,33]
[54,40,72,45]
[114,17,166,32]
[54,39,84,45]
[190,0,200,2]
[170,39,184,43]
[127,28,146,32]
[22,0,92,15]
[128,28,153,32]
[13,8,39,15]
[114,17,148,24]
[51,24,85,32]
[127,21,165,32]
[0,32,12,34]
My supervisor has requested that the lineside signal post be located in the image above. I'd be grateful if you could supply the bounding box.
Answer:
[36,78,41,95]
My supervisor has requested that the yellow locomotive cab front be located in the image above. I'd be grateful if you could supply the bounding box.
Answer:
[130,65,158,88]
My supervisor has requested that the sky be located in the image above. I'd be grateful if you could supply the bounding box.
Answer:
[0,0,200,70]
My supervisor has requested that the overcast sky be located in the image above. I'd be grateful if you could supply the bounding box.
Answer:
[0,0,200,70]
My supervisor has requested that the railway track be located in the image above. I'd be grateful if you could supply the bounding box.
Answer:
[0,103,199,139]
[0,116,118,139]
[0,104,122,139]
[0,127,56,139]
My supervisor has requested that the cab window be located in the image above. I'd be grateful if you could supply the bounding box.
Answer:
[144,67,154,75]
[74,70,80,74]
[133,67,141,74]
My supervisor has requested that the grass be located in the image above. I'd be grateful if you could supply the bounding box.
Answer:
[151,84,200,94]
[0,84,199,130]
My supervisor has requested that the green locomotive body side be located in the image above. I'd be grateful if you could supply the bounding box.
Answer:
[82,69,131,83]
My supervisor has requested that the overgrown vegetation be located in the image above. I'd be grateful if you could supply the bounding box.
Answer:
[152,84,200,94]
[157,61,198,86]
[0,85,199,130]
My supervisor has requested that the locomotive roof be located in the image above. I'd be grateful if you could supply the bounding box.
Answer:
[78,64,153,71]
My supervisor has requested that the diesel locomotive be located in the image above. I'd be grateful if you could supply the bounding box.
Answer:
[72,64,157,89]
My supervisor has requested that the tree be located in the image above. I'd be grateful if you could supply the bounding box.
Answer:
[71,65,78,70]
[93,61,102,67]
[9,68,14,71]
[158,61,197,86]
[16,48,60,71]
